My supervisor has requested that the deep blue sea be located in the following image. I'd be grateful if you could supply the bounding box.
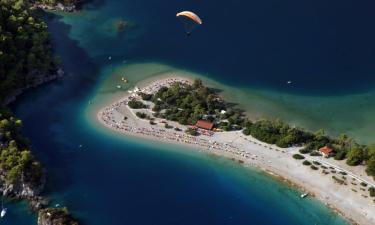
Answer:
[6,0,375,224]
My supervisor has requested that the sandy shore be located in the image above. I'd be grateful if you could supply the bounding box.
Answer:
[97,75,375,225]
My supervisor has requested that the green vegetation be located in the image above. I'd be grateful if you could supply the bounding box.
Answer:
[310,165,319,170]
[243,121,374,179]
[369,187,375,197]
[0,108,44,185]
[39,207,78,225]
[0,0,58,102]
[148,79,244,130]
[128,100,147,109]
[135,79,375,180]
[185,128,199,136]
[135,112,148,119]
[243,120,313,148]
[332,176,346,185]
[346,147,366,166]
[302,160,311,166]
[293,154,305,160]
[366,145,375,179]
[139,92,153,101]
[312,161,321,166]
[309,151,321,156]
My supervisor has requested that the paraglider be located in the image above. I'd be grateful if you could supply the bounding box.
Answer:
[176,11,203,36]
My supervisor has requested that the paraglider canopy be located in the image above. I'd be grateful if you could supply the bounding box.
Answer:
[176,11,203,35]
[176,11,203,25]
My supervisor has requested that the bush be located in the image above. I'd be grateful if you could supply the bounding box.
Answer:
[293,154,305,160]
[332,176,346,185]
[303,160,312,166]
[366,156,375,179]
[313,161,321,166]
[310,165,319,170]
[185,128,199,136]
[299,148,311,154]
[334,150,347,160]
[174,127,182,131]
[369,187,375,197]
[128,100,147,109]
[309,151,321,156]
[139,92,153,101]
[346,147,366,166]
[360,182,367,187]
[135,112,148,119]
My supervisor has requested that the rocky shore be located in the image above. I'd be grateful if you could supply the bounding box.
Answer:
[38,208,78,225]
[2,68,65,106]
[33,0,84,13]
[1,68,78,224]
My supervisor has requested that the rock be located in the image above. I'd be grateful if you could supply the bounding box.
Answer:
[1,170,46,200]
[57,68,65,77]
[29,196,49,212]
[38,208,79,225]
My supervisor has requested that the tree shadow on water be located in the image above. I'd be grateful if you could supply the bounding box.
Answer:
[11,11,102,197]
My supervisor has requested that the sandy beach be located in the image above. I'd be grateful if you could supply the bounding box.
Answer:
[97,76,375,225]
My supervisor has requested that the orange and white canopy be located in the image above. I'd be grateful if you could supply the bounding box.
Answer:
[176,11,203,25]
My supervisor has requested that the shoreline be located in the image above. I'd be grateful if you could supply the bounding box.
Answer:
[2,69,65,106]
[96,75,375,225]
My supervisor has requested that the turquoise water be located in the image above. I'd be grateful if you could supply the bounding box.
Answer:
[6,0,375,224]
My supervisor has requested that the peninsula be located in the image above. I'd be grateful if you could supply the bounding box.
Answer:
[98,76,375,225]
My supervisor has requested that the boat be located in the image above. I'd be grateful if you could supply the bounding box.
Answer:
[1,208,6,218]
[108,56,112,60]
[116,85,122,89]
[1,200,6,218]
[300,193,308,198]
[121,77,128,83]
[287,80,292,84]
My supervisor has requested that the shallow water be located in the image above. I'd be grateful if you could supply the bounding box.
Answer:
[5,0,375,224]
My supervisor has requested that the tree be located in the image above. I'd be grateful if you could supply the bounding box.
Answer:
[192,78,203,89]
[0,0,56,102]
[366,156,375,179]
[346,147,365,166]
[367,144,375,159]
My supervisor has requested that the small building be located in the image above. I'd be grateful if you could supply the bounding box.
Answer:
[319,146,333,157]
[195,120,214,130]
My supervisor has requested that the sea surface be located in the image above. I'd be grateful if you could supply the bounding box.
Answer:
[5,0,375,224]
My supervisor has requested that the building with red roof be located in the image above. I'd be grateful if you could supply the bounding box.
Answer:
[195,120,214,130]
[319,146,333,157]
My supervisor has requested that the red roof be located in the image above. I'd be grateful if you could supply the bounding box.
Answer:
[319,146,333,155]
[195,120,214,130]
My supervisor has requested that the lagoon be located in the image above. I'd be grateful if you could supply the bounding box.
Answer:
[7,0,375,224]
